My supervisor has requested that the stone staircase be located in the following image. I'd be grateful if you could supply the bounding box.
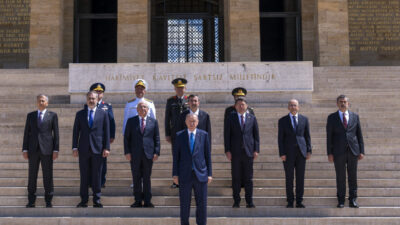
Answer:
[0,67,400,224]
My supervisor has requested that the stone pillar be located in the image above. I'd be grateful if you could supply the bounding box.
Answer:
[225,0,260,62]
[118,0,149,63]
[29,0,64,68]
[315,0,350,66]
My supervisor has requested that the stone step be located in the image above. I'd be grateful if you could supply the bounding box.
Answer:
[2,161,400,171]
[0,196,399,207]
[0,178,397,188]
[1,216,400,225]
[2,169,400,179]
[0,154,394,164]
[0,187,398,197]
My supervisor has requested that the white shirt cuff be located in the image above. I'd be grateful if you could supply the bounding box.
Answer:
[72,148,78,151]
[22,150,28,152]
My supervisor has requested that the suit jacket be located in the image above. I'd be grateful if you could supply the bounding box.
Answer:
[224,112,260,158]
[22,110,59,155]
[84,102,116,138]
[72,108,110,155]
[326,111,364,156]
[178,109,212,142]
[278,114,312,158]
[173,129,212,183]
[124,115,161,160]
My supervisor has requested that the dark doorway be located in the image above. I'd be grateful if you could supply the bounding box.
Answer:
[260,0,302,61]
[151,0,224,63]
[74,0,117,63]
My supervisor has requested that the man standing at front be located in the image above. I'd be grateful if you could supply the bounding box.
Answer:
[124,101,160,208]
[224,98,259,208]
[278,99,312,208]
[173,114,212,225]
[22,94,59,208]
[327,95,365,208]
[72,91,110,208]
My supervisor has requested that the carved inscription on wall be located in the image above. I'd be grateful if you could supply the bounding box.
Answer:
[349,0,400,65]
[0,0,30,68]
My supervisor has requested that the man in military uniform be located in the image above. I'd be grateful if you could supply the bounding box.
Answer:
[224,87,255,121]
[123,79,156,135]
[165,78,189,188]
[89,83,115,188]
[123,79,156,188]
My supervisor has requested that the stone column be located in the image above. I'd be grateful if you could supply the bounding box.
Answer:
[29,0,64,68]
[118,0,149,63]
[225,0,260,62]
[315,0,350,66]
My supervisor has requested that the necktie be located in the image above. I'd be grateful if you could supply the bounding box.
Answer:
[89,110,94,128]
[38,112,42,126]
[141,118,145,134]
[343,113,348,129]
[293,116,298,132]
[190,133,195,154]
[241,115,245,131]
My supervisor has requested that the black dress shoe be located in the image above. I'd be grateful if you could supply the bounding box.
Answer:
[296,203,305,208]
[46,202,53,208]
[337,203,344,208]
[246,203,256,208]
[143,202,155,208]
[349,199,359,208]
[26,203,35,208]
[93,202,103,208]
[76,202,88,208]
[232,202,240,208]
[130,202,142,208]
[170,183,179,188]
[286,203,294,208]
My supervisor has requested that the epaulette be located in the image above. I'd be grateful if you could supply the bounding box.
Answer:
[128,98,136,103]
[169,96,176,100]
[144,98,153,103]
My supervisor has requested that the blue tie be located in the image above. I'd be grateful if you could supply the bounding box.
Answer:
[190,133,195,154]
[89,110,94,128]
[292,115,298,132]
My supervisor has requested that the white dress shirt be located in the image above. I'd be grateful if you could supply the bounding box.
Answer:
[290,113,298,129]
[338,110,349,124]
[190,108,199,116]
[237,112,247,127]
[139,115,147,131]
[87,106,97,121]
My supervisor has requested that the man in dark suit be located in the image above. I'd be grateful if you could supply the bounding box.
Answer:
[88,83,116,188]
[173,114,212,225]
[165,78,189,188]
[72,91,110,208]
[124,101,160,208]
[224,98,259,208]
[278,99,312,208]
[178,94,211,146]
[327,94,365,208]
[22,94,59,208]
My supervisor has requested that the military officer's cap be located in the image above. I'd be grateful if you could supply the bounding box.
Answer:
[232,87,247,96]
[172,78,187,88]
[134,79,147,89]
[90,83,105,92]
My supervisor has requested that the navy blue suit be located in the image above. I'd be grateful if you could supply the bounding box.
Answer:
[327,111,364,203]
[173,129,212,225]
[124,116,160,204]
[72,108,110,204]
[278,114,312,204]
[22,110,59,204]
[85,102,115,187]
[224,112,259,205]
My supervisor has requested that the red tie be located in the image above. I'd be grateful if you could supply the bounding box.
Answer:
[141,118,145,134]
[343,114,348,129]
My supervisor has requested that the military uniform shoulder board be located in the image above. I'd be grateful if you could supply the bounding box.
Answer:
[144,98,153,103]
[169,96,177,100]
[128,98,136,103]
